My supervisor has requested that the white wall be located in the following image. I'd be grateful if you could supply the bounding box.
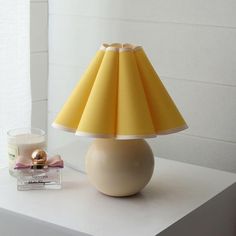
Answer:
[48,0,236,173]
[31,0,48,132]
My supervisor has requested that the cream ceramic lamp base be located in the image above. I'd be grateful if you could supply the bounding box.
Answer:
[85,139,154,197]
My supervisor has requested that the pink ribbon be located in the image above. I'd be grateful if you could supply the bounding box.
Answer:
[14,155,64,169]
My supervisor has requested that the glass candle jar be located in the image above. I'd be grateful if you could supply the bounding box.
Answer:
[7,128,46,176]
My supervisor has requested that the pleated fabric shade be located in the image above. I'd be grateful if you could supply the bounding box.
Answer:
[53,43,187,139]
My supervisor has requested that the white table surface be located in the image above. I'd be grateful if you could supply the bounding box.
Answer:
[0,158,235,236]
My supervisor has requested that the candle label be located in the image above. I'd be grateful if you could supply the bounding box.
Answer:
[8,144,19,172]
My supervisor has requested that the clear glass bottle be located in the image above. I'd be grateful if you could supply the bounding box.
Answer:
[16,167,62,191]
[15,149,63,191]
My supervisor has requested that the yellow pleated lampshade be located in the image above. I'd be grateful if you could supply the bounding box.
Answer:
[52,43,187,139]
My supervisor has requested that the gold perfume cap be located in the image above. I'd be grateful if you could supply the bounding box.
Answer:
[31,149,47,167]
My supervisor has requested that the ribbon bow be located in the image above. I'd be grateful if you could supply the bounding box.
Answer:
[14,155,64,169]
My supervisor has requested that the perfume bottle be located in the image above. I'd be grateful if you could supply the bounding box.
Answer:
[15,149,63,191]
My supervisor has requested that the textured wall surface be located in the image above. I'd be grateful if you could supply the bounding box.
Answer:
[0,1,31,167]
[31,0,48,132]
[48,0,236,172]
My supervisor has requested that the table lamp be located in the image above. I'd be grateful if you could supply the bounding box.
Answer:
[52,43,187,197]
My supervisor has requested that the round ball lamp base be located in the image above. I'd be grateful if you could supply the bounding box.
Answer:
[85,139,154,197]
